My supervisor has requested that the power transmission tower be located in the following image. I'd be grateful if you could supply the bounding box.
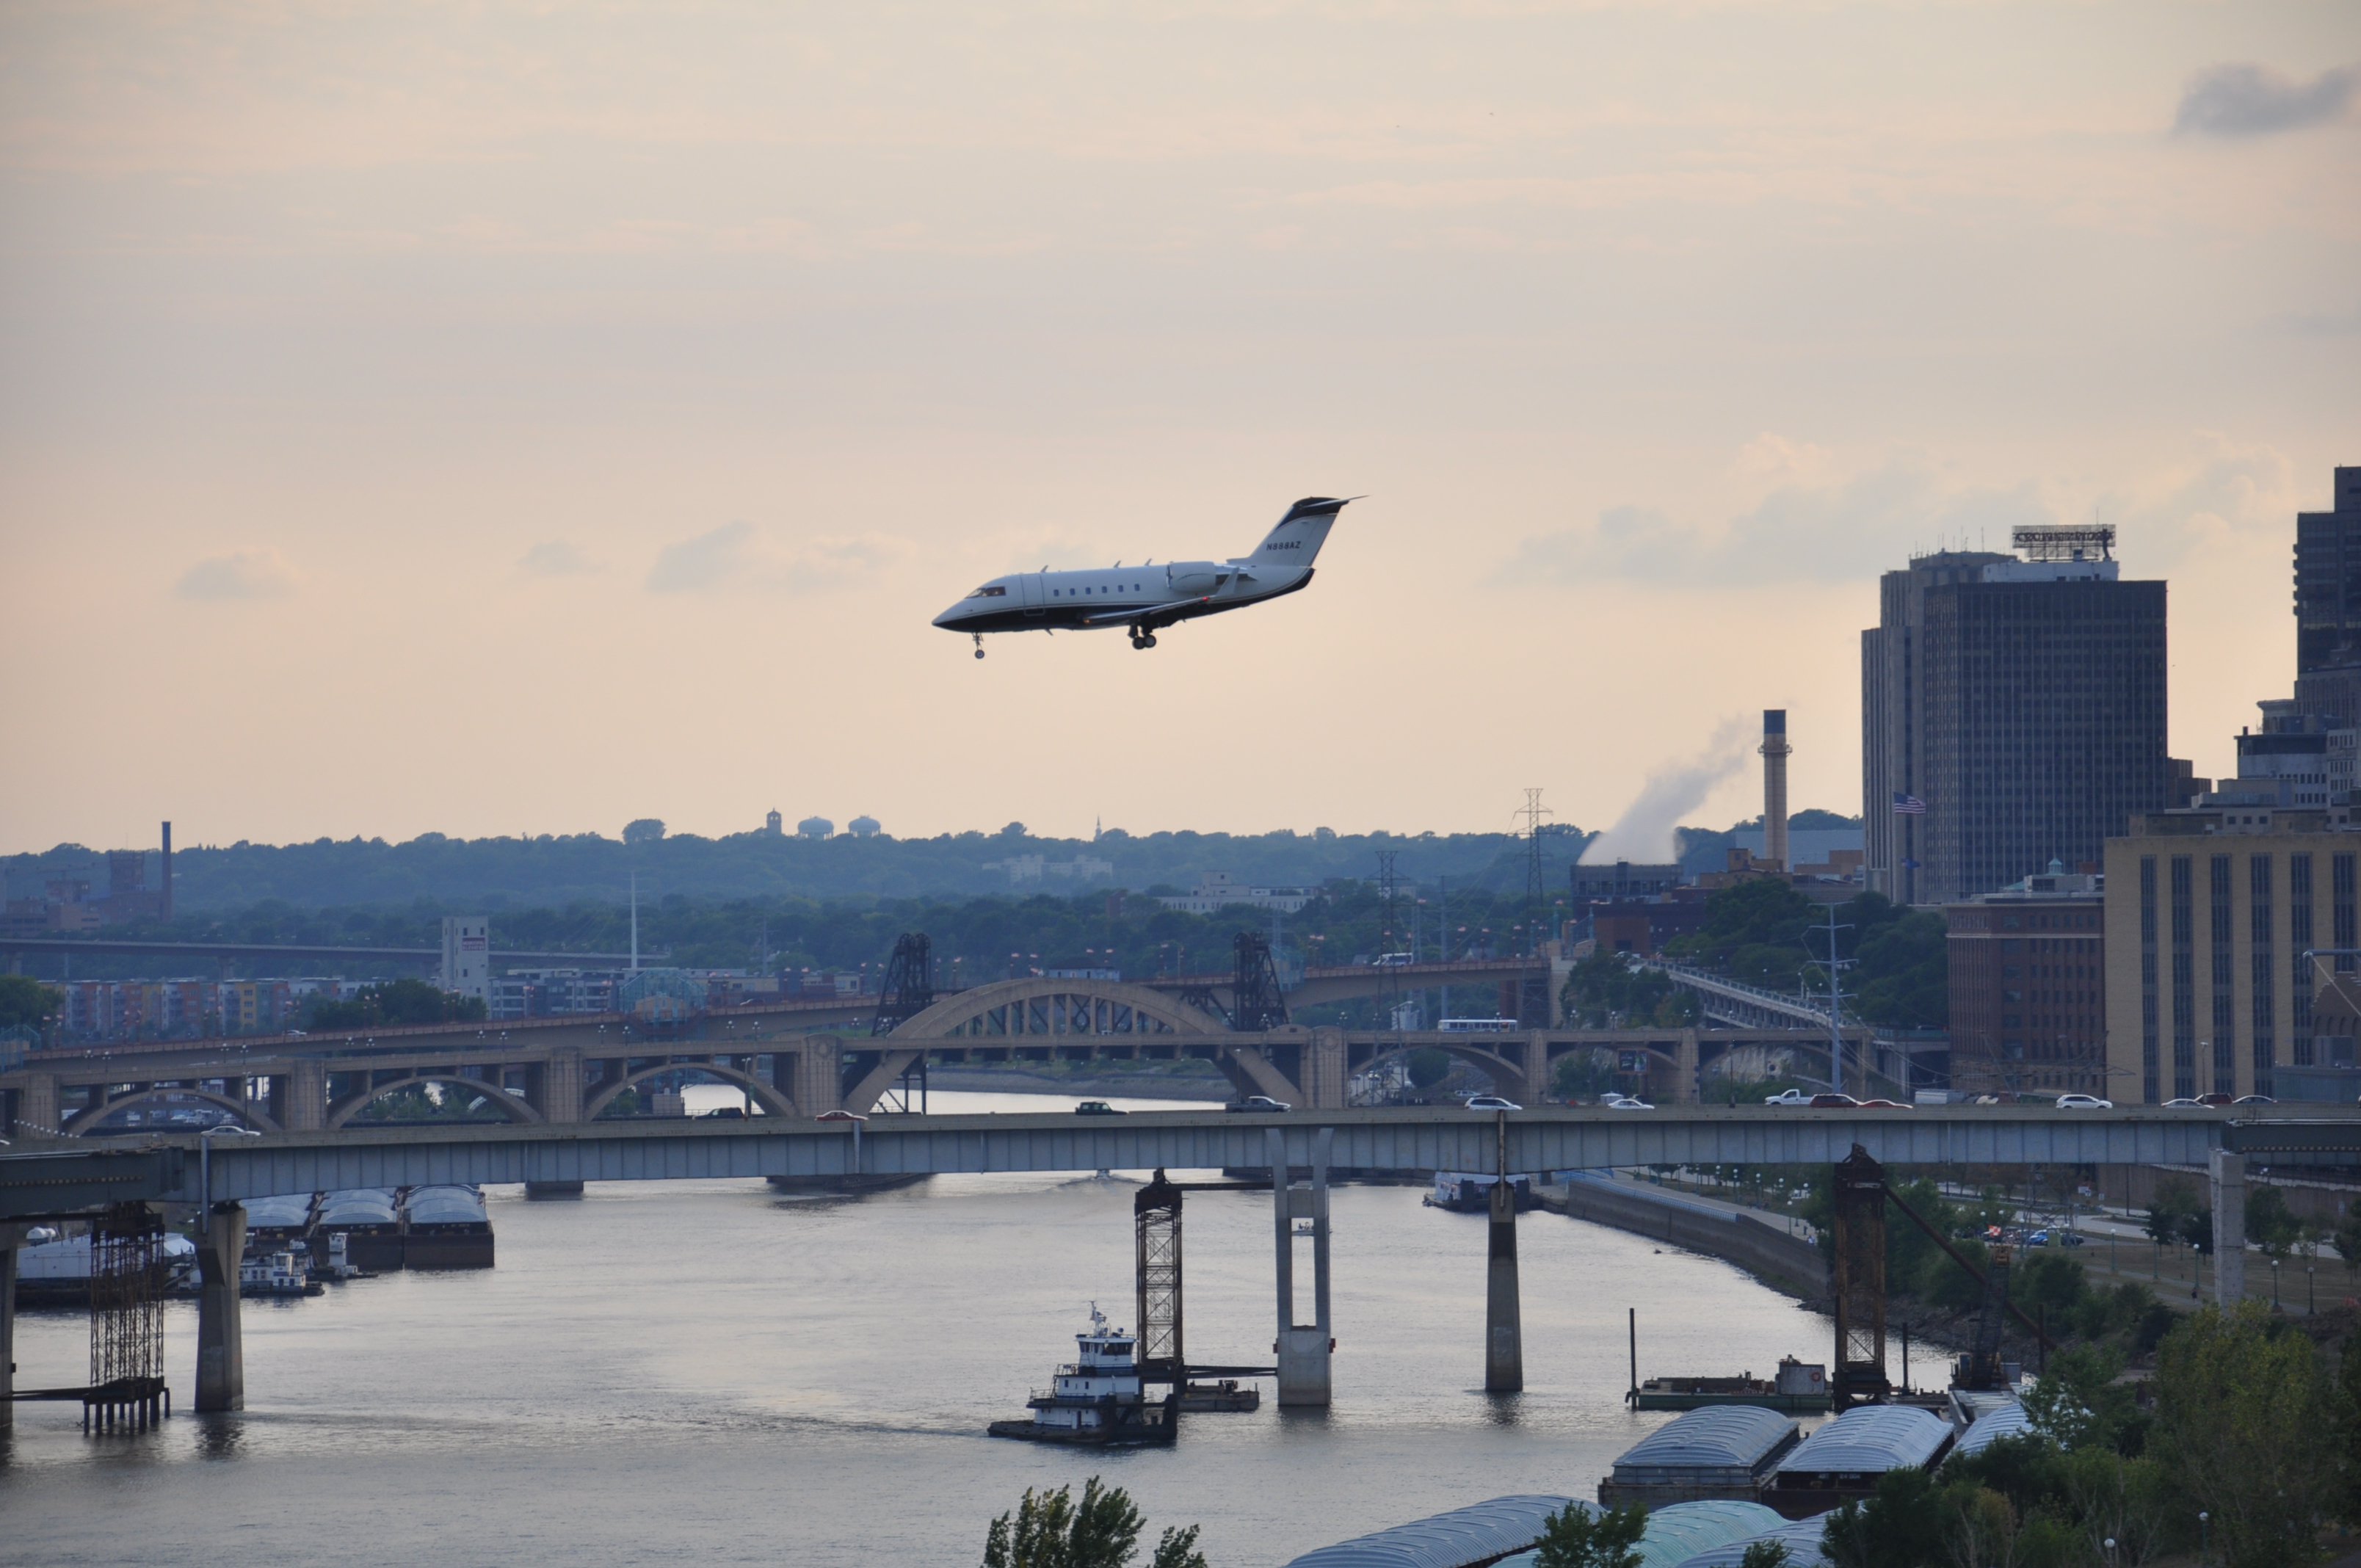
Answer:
[1377,850,1401,1023]
[1520,788,1551,955]
[1805,906,1857,1094]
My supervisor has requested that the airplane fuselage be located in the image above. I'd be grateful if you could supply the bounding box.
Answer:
[932,496,1350,655]
[935,562,1314,635]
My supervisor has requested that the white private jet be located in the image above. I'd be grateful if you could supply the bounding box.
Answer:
[932,496,1354,657]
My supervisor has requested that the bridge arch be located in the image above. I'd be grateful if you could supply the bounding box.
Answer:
[1354,1039,1528,1095]
[327,1075,546,1130]
[64,1086,283,1137]
[581,1059,796,1122]
[892,976,1226,1040]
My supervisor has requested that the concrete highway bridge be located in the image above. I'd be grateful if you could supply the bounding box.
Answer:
[7,1104,2353,1426]
[17,1103,2348,1203]
[1,972,1888,1139]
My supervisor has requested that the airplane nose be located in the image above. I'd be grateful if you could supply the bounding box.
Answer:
[932,606,960,628]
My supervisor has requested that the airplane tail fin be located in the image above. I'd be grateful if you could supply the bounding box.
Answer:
[1241,496,1354,567]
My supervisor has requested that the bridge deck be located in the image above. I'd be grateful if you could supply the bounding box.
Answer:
[7,1106,2343,1212]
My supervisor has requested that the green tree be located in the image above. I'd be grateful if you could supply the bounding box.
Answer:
[2061,1447,2176,1567]
[1821,1467,1945,1568]
[1736,1542,1791,1568]
[0,973,62,1031]
[1943,1431,2069,1522]
[1531,1502,1646,1568]
[2151,1302,2338,1568]
[981,1478,1205,1568]
[1551,1048,1617,1101]
[2337,1207,2361,1288]
[1406,1048,1452,1089]
[2023,1343,2137,1454]
[306,977,489,1030]
[2017,1250,2088,1318]
[1939,1481,2018,1568]
[2244,1184,2303,1261]
[1918,1235,1992,1314]
[2342,1319,2361,1526]
[2144,1177,2201,1247]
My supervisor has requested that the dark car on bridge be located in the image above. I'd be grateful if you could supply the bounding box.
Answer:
[1225,1095,1291,1114]
[1073,1101,1125,1116]
[1807,1094,1863,1108]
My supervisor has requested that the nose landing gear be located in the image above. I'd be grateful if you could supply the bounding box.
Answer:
[972,634,985,660]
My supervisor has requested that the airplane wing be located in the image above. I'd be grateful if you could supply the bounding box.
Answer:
[1081,595,1211,630]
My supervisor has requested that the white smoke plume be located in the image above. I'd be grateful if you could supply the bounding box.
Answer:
[1579,716,1756,865]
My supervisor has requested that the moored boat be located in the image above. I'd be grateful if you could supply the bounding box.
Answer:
[1628,1356,1831,1413]
[987,1304,1178,1445]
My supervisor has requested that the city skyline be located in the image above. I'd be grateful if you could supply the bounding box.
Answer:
[2,3,2353,853]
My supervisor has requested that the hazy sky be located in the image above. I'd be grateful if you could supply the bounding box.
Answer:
[3,1,2354,859]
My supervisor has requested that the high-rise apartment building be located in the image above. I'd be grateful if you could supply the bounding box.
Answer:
[1862,528,2171,904]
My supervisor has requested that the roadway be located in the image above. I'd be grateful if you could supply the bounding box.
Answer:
[2,937,655,969]
[10,1104,2349,1214]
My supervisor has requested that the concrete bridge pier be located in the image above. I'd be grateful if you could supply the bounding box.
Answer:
[2211,1149,2246,1307]
[1484,1116,1523,1393]
[195,1204,246,1412]
[1,1222,23,1429]
[1271,1125,1332,1408]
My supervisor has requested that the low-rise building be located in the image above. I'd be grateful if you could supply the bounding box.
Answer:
[490,969,617,1019]
[1154,870,1310,913]
[1945,866,2107,1096]
[983,853,1116,887]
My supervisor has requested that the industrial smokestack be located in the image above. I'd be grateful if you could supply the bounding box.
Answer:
[161,820,173,923]
[1759,711,1790,871]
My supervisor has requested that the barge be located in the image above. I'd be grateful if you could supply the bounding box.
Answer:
[988,1305,1178,1446]
[1628,1357,1831,1413]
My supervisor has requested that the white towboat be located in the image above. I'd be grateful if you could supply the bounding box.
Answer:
[987,1304,1177,1446]
[240,1248,322,1298]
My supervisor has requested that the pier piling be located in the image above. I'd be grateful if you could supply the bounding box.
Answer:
[1484,1111,1523,1393]
[1271,1126,1332,1407]
[195,1203,246,1412]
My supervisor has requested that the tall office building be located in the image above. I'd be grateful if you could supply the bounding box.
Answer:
[1862,527,2171,904]
[2291,467,2361,725]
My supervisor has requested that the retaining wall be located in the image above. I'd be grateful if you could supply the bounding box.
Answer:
[1541,1178,1827,1298]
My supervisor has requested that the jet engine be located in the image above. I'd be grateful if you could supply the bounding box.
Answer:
[1164,562,1227,595]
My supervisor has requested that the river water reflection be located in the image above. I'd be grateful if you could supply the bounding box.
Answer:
[1,1092,1945,1566]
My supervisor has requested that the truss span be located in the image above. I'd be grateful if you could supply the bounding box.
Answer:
[891,976,1226,1041]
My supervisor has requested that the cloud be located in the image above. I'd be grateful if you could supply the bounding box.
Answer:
[175,549,298,601]
[648,521,758,592]
[645,521,912,594]
[2173,63,2358,138]
[518,540,599,578]
[1499,452,2054,587]
[1581,716,1755,865]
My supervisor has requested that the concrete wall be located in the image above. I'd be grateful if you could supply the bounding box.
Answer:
[1542,1178,1827,1299]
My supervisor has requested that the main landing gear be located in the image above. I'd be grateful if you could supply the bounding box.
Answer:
[973,634,985,660]
[1128,626,1158,650]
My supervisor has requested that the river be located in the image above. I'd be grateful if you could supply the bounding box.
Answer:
[1,1091,1946,1566]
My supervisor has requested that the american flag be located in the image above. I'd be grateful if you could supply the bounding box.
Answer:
[1892,793,1926,814]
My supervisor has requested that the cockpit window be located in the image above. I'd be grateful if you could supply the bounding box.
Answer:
[966,584,1007,598]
